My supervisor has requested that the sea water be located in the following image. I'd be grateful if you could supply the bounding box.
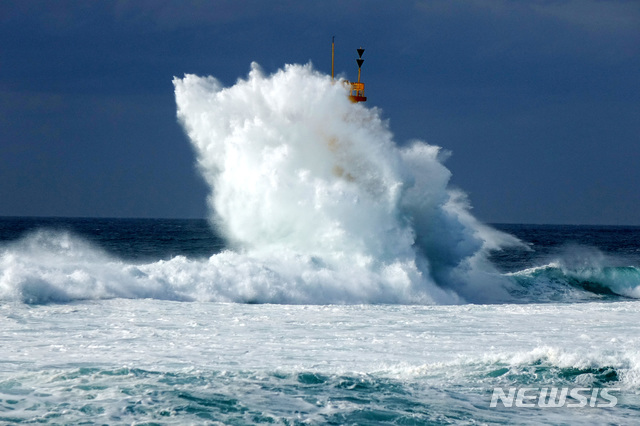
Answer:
[2,227,639,425]
[2,63,640,424]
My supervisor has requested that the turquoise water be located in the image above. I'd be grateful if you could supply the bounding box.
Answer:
[1,219,640,424]
[1,298,639,424]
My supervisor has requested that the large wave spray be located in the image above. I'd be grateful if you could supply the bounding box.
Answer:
[172,63,520,304]
[3,64,638,304]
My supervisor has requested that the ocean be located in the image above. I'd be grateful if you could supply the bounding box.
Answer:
[1,217,639,424]
[2,63,639,424]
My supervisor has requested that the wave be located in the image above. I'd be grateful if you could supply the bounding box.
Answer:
[0,231,183,304]
[2,64,638,305]
[3,346,638,424]
[510,263,640,299]
[1,62,521,305]
[383,345,640,391]
[507,245,640,301]
[170,62,528,304]
[1,230,638,306]
[0,230,480,304]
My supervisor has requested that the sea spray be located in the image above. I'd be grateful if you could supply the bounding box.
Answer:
[0,63,528,305]
[506,244,640,301]
[0,230,185,304]
[173,62,521,303]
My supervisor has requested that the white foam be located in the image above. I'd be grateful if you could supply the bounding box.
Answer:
[0,231,183,304]
[171,62,521,304]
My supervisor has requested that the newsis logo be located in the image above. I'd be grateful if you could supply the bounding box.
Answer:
[490,387,620,408]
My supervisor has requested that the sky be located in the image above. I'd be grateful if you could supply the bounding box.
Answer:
[1,0,639,225]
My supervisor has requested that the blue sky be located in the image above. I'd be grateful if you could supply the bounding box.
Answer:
[1,0,639,224]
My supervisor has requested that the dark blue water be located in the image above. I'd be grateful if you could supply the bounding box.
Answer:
[490,223,640,272]
[3,217,639,264]
[0,217,224,261]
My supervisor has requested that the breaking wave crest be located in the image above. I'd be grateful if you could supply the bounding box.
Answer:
[168,62,524,304]
[2,64,638,305]
[1,229,637,305]
[508,246,640,301]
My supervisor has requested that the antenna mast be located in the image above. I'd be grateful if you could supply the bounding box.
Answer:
[331,36,335,81]
[331,38,367,103]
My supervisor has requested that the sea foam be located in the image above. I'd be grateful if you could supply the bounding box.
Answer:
[171,63,521,304]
